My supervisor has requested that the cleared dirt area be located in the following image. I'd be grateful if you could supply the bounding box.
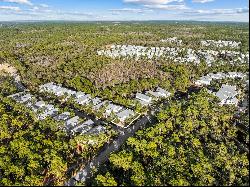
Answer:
[87,60,168,88]
[0,63,20,81]
[0,63,17,75]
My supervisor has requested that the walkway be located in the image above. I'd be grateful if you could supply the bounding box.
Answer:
[65,114,155,186]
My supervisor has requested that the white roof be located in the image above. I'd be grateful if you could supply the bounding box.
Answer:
[106,103,123,113]
[116,109,134,121]
[35,101,46,108]
[66,116,80,125]
[156,87,171,97]
[136,93,152,103]
[91,97,102,106]
[215,84,238,102]
[82,119,95,126]
[75,91,86,98]
[55,112,71,121]
[93,100,109,110]
[146,90,162,98]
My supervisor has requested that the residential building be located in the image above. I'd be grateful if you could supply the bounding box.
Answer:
[146,90,162,98]
[71,120,94,135]
[195,76,212,86]
[34,101,46,108]
[93,100,109,111]
[87,125,106,135]
[82,119,95,126]
[18,93,33,103]
[74,91,86,99]
[65,116,80,130]
[116,109,135,122]
[7,91,25,99]
[156,87,171,97]
[75,94,91,105]
[105,103,123,116]
[37,108,59,120]
[91,97,102,106]
[215,84,239,106]
[136,93,152,105]
[54,112,71,121]
[72,124,93,135]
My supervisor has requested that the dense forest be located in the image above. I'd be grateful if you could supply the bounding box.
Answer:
[0,21,249,186]
[92,89,249,186]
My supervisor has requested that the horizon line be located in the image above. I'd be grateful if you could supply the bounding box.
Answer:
[0,19,249,23]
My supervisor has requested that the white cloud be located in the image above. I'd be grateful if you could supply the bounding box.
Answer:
[185,7,249,15]
[0,0,248,22]
[109,8,153,14]
[0,5,20,11]
[124,0,183,4]
[144,4,188,10]
[124,0,188,10]
[0,0,32,5]
[39,4,49,8]
[192,0,215,3]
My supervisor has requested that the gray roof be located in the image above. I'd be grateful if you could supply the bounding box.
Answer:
[74,91,86,98]
[228,97,239,104]
[72,123,93,135]
[82,119,95,126]
[91,97,102,106]
[79,125,93,135]
[54,112,71,121]
[221,84,237,93]
[136,93,152,103]
[93,100,109,110]
[201,76,213,81]
[228,72,246,78]
[215,90,228,101]
[17,94,34,103]
[106,103,123,113]
[65,90,77,96]
[116,109,134,121]
[44,104,54,111]
[7,91,25,99]
[215,84,238,102]
[146,90,162,98]
[156,87,171,97]
[37,108,59,120]
[76,95,91,105]
[54,87,67,96]
[76,97,88,104]
[87,125,106,135]
[65,116,80,128]
[34,101,46,108]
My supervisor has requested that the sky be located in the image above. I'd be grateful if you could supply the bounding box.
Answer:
[0,0,249,22]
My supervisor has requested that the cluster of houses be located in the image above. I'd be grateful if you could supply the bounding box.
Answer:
[97,44,249,66]
[135,87,171,106]
[160,37,183,45]
[7,91,106,136]
[39,82,138,127]
[201,40,241,48]
[215,84,239,106]
[195,72,248,106]
[97,44,201,64]
[97,44,177,60]
[38,82,171,127]
[195,72,247,86]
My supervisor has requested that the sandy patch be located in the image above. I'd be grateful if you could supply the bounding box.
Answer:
[0,63,17,75]
[0,63,20,81]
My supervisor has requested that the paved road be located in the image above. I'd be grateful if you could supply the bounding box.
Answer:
[65,114,155,186]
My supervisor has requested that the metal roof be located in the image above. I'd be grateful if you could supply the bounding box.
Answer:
[136,93,152,103]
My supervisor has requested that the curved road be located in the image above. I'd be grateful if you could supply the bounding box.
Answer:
[65,114,155,186]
